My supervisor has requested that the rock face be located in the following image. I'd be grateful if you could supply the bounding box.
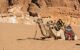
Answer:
[0,0,80,25]
[0,0,8,13]
[0,0,80,14]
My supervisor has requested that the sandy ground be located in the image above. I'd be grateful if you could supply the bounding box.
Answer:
[0,24,80,50]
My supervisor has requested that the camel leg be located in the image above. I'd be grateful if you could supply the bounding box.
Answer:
[56,29,65,40]
[74,35,78,40]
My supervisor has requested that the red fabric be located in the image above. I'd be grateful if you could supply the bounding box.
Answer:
[66,32,72,37]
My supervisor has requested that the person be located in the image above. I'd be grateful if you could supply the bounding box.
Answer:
[64,25,75,40]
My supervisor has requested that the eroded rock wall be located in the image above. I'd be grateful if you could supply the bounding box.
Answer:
[0,0,80,25]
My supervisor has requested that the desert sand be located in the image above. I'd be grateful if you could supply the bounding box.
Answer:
[0,23,80,50]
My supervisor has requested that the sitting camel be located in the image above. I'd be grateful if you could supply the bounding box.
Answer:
[46,20,65,40]
[46,20,77,40]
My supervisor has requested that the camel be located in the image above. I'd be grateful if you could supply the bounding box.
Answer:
[34,17,77,40]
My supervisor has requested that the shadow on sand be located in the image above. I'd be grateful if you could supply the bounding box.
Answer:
[17,37,48,41]
[17,38,27,40]
[27,37,48,41]
[76,44,80,46]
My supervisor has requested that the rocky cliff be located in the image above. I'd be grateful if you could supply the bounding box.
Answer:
[0,0,80,25]
[0,0,80,15]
